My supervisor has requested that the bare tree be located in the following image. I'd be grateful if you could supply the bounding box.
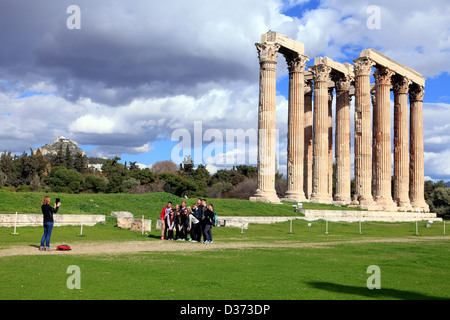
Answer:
[233,177,257,200]
[151,160,178,174]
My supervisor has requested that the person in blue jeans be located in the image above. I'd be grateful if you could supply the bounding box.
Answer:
[40,196,60,251]
[202,204,215,244]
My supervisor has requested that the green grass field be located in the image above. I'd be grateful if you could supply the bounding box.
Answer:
[0,189,449,301]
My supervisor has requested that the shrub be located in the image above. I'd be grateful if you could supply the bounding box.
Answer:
[50,168,84,194]
[85,175,108,193]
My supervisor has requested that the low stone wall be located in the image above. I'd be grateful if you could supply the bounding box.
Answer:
[217,216,299,229]
[301,209,441,222]
[0,213,105,227]
[107,209,443,232]
[155,216,301,230]
[207,210,441,228]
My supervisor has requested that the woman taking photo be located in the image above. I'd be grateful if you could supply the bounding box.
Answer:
[40,196,60,251]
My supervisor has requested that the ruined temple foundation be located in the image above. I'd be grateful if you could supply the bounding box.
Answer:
[251,31,431,214]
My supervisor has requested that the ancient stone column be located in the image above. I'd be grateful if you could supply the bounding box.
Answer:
[352,57,375,207]
[284,52,309,202]
[250,42,281,204]
[393,75,412,210]
[328,87,334,198]
[372,66,397,210]
[303,80,313,199]
[310,64,333,203]
[409,84,430,212]
[371,86,377,198]
[333,75,352,204]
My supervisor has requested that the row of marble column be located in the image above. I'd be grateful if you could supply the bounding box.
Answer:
[253,43,429,212]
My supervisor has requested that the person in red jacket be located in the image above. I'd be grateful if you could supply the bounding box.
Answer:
[160,201,173,240]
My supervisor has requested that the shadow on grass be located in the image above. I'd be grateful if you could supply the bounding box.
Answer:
[307,281,446,300]
[147,234,162,240]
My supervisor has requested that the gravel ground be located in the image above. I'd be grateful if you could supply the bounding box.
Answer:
[0,236,447,257]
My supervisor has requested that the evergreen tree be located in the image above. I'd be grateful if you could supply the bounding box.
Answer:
[51,144,65,168]
[0,151,18,186]
[74,153,88,173]
[65,145,74,170]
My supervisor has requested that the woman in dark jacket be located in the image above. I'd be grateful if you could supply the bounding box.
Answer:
[202,204,215,244]
[40,196,60,251]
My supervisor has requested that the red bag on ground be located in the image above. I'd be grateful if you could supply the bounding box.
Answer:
[56,245,71,251]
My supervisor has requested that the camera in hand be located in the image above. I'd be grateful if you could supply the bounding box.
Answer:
[56,198,60,205]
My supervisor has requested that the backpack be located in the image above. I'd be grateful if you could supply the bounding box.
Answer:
[57,244,71,251]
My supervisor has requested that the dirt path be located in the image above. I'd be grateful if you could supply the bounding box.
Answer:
[0,236,448,257]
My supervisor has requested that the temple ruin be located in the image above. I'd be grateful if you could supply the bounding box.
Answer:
[250,31,430,213]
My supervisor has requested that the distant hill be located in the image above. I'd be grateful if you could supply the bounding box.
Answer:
[33,136,86,158]
[446,181,450,188]
[33,136,108,170]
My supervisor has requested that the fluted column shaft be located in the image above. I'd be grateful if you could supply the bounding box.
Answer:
[310,64,333,203]
[328,88,334,197]
[393,76,412,209]
[284,53,309,201]
[303,81,313,199]
[251,42,280,203]
[409,84,429,212]
[373,67,396,209]
[353,58,375,206]
[334,76,352,203]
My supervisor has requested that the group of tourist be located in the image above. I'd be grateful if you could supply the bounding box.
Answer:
[37,196,217,251]
[160,198,216,244]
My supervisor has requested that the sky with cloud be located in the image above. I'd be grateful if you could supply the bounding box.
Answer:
[1,0,450,181]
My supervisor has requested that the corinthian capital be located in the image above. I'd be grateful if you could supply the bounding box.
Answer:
[304,79,313,95]
[284,52,309,73]
[256,42,280,62]
[310,64,331,82]
[353,57,375,77]
[374,66,394,86]
[409,84,425,102]
[392,75,411,94]
[334,74,353,92]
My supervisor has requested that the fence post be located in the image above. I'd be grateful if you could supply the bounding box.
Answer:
[359,220,362,235]
[12,211,19,235]
[415,221,418,236]
[325,220,328,235]
[79,215,84,236]
[142,215,144,235]
[290,219,293,234]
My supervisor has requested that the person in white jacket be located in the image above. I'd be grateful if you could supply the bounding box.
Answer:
[187,206,200,242]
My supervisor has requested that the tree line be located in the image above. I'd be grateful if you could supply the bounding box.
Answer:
[0,151,261,198]
[1,150,448,217]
